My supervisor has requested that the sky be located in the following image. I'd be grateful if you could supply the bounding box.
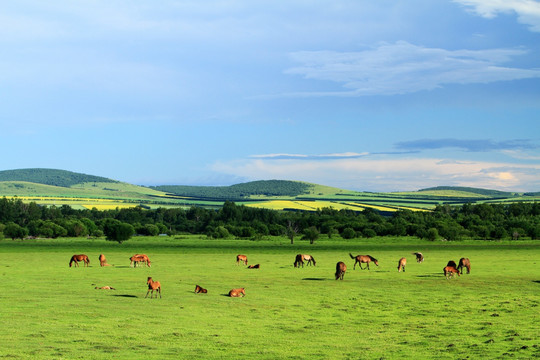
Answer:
[0,0,539,192]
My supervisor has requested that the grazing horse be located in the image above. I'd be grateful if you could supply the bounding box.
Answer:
[446,260,457,268]
[195,285,207,294]
[457,258,471,274]
[99,254,111,267]
[412,252,424,263]
[69,254,90,267]
[130,254,151,267]
[145,277,162,298]
[294,254,316,268]
[335,261,347,280]
[236,255,248,265]
[398,257,406,272]
[95,286,115,290]
[349,253,379,270]
[247,264,260,269]
[228,288,245,297]
[444,266,460,279]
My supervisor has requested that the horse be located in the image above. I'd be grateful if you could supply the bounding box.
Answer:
[99,254,111,267]
[236,255,248,265]
[130,254,151,267]
[444,266,460,279]
[228,288,245,297]
[294,254,316,268]
[335,261,346,280]
[457,258,471,274]
[247,264,260,269]
[145,277,162,298]
[69,254,90,267]
[349,253,379,270]
[95,286,115,290]
[195,285,207,294]
[412,252,424,263]
[398,257,406,272]
[446,260,457,268]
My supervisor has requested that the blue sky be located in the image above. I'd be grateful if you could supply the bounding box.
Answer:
[1,0,539,192]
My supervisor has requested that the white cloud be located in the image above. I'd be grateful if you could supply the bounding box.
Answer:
[454,0,540,31]
[211,156,540,192]
[284,41,540,96]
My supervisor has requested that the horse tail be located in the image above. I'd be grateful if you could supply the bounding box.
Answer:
[349,253,355,260]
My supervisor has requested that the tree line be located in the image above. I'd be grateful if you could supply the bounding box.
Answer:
[0,197,538,243]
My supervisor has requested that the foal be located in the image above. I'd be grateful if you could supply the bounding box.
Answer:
[145,277,162,298]
[398,257,406,272]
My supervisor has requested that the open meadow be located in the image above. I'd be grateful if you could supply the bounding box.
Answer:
[0,236,539,359]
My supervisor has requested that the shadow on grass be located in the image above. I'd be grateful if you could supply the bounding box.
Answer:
[302,278,327,281]
[533,280,540,284]
[416,274,442,278]
[114,266,132,269]
[111,294,138,298]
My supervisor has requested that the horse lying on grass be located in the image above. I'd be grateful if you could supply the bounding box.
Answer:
[228,288,245,297]
[195,285,207,293]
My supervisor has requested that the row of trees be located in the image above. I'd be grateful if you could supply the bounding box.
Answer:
[0,197,539,243]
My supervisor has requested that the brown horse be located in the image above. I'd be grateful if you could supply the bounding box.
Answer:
[398,257,406,272]
[294,254,316,268]
[446,260,457,268]
[236,255,248,265]
[349,253,379,270]
[69,254,90,267]
[228,288,245,297]
[99,254,111,267]
[335,261,347,280]
[95,286,115,290]
[444,266,460,279]
[412,252,424,263]
[457,258,471,274]
[130,254,151,267]
[247,264,260,269]
[195,285,207,294]
[145,277,162,298]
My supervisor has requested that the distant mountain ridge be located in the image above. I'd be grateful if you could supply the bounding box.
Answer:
[418,186,516,197]
[0,168,117,188]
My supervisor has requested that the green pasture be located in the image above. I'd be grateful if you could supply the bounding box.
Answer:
[1,236,539,359]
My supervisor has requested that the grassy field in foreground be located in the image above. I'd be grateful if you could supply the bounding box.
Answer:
[0,236,539,359]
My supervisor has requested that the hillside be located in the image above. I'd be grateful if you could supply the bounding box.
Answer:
[418,186,517,197]
[150,180,313,199]
[0,168,116,187]
[0,168,537,212]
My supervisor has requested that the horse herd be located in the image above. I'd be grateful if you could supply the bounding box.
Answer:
[69,250,472,299]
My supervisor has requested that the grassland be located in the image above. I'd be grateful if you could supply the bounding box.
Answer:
[1,236,538,359]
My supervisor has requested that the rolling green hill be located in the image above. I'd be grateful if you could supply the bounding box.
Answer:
[0,168,116,187]
[0,168,537,212]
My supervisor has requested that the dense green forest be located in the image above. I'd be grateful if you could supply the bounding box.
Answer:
[0,197,538,243]
[0,169,116,187]
[151,180,313,199]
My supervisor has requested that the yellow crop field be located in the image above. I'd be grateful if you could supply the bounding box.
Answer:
[81,204,139,210]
